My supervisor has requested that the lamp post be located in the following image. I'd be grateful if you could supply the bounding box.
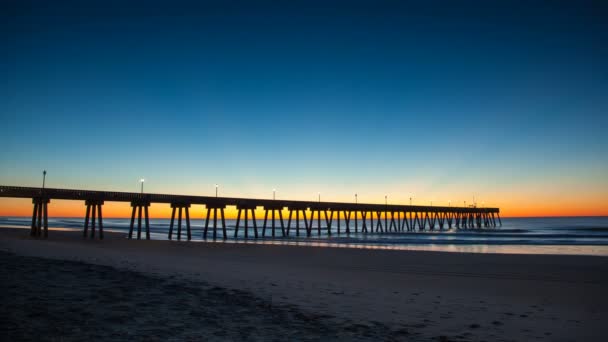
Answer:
[215,184,219,198]
[430,200,433,206]
[464,200,466,207]
[273,188,276,200]
[384,195,388,229]
[318,192,320,203]
[42,170,47,190]
[410,195,413,206]
[448,200,451,207]
[140,179,145,194]
[355,193,358,204]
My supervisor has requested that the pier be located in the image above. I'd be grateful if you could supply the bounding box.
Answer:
[0,185,501,240]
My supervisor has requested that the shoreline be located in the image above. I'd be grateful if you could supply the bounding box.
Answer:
[2,228,607,340]
[3,224,608,257]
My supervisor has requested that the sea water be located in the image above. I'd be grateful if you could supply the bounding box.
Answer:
[2,216,608,256]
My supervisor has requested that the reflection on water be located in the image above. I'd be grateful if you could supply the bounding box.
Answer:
[2,216,608,256]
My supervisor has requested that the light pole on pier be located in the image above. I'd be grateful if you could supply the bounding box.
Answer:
[42,170,46,190]
[410,195,413,206]
[384,195,388,229]
[318,192,321,203]
[215,184,219,198]
[448,200,451,207]
[430,200,433,206]
[273,188,276,200]
[140,179,145,194]
[464,201,466,207]
[355,193,358,204]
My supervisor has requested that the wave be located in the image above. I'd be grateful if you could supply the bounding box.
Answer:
[307,237,608,246]
[3,217,608,246]
[576,227,608,232]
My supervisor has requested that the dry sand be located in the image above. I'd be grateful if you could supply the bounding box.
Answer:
[1,227,607,341]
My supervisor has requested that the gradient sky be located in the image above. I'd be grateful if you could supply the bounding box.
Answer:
[1,0,607,218]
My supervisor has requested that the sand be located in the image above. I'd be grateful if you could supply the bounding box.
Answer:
[1,227,607,341]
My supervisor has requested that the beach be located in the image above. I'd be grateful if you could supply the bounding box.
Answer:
[1,227,607,341]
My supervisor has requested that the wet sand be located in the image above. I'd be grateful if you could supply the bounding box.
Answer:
[1,252,404,341]
[1,227,607,341]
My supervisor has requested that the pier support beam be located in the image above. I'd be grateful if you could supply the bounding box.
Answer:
[311,209,321,236]
[422,212,430,230]
[262,205,285,238]
[412,212,420,231]
[203,204,227,240]
[336,210,341,234]
[83,199,104,240]
[307,206,329,236]
[401,212,407,231]
[324,210,334,235]
[437,212,445,230]
[361,211,368,233]
[375,211,384,232]
[409,212,415,231]
[385,211,388,232]
[429,212,437,230]
[286,207,308,237]
[168,202,191,241]
[447,212,453,229]
[234,205,258,239]
[344,211,352,234]
[30,197,50,238]
[389,212,397,232]
[128,199,151,240]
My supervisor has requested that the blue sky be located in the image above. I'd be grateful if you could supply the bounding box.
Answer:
[1,0,607,215]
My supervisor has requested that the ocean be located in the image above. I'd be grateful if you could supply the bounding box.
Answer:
[2,216,608,256]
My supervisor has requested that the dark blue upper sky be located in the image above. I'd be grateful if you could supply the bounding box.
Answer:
[1,0,607,213]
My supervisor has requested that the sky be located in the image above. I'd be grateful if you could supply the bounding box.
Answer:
[1,0,607,218]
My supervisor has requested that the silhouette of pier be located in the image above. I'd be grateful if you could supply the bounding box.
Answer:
[0,185,501,240]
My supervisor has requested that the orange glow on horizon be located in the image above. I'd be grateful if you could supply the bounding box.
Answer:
[0,197,606,219]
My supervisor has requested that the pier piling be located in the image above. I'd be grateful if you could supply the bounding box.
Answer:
[83,199,104,239]
[128,199,150,240]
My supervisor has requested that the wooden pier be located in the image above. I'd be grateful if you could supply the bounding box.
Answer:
[0,185,501,240]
